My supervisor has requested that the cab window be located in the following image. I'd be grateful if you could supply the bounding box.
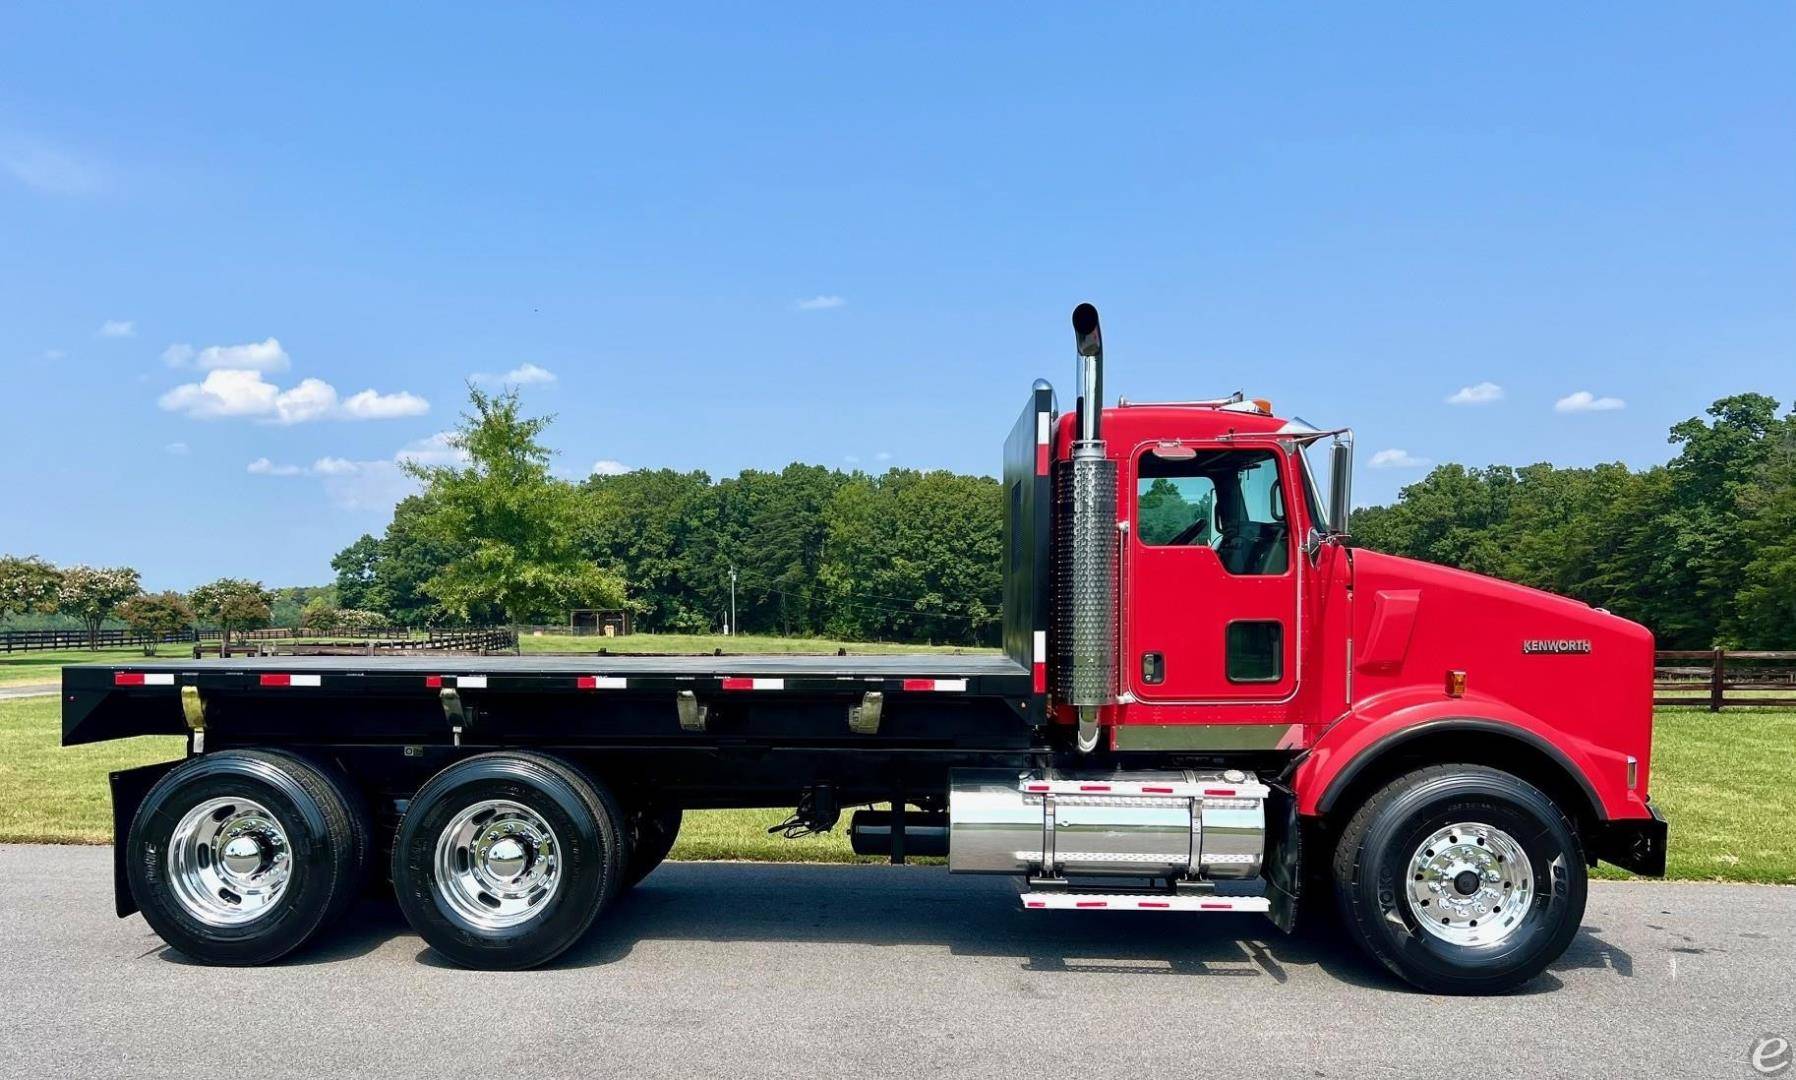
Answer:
[1136,448,1290,575]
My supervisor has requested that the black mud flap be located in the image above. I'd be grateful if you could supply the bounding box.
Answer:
[110,760,182,918]
[1592,801,1669,877]
[1262,782,1301,933]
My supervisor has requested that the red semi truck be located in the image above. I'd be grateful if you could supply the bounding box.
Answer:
[62,304,1665,993]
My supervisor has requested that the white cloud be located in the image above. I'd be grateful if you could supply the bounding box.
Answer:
[1446,381,1504,406]
[41,349,66,361]
[164,441,189,456]
[247,457,303,476]
[98,319,135,339]
[1369,448,1431,469]
[163,337,289,372]
[875,450,893,461]
[161,369,281,419]
[274,378,341,424]
[243,432,477,511]
[340,387,430,420]
[591,459,631,476]
[396,431,468,469]
[794,295,846,311]
[1555,390,1626,413]
[844,454,861,465]
[473,362,557,386]
[3,145,103,195]
[159,369,427,424]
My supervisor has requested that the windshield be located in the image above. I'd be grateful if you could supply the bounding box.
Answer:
[1297,442,1330,532]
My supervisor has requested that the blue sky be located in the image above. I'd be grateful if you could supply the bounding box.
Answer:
[3,6,1792,589]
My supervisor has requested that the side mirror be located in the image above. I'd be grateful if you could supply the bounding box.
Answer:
[1328,438,1354,536]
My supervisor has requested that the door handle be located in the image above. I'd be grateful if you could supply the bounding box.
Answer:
[1141,652,1165,685]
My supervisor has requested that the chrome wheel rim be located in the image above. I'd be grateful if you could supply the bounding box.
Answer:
[1406,821,1535,946]
[433,799,561,930]
[167,796,293,927]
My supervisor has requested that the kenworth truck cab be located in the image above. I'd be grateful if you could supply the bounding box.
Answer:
[63,303,1665,993]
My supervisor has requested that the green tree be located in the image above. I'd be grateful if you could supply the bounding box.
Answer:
[406,386,625,623]
[581,469,717,632]
[331,535,385,613]
[0,555,63,626]
[1735,410,1796,648]
[817,469,1003,644]
[56,565,142,649]
[118,591,195,655]
[189,578,274,646]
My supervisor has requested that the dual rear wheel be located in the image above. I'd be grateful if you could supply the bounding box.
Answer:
[128,750,681,969]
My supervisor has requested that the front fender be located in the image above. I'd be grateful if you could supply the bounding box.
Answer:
[1294,687,1648,821]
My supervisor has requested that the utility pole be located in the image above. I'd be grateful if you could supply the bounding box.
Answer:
[728,565,737,637]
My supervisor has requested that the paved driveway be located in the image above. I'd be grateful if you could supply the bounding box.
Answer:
[0,845,1790,1079]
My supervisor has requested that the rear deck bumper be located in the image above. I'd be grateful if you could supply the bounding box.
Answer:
[1591,800,1668,877]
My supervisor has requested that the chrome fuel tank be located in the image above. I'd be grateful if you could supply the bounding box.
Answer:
[948,769,1267,881]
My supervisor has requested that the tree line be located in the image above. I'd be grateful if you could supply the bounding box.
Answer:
[328,387,1006,645]
[1351,393,1796,649]
[11,388,1789,653]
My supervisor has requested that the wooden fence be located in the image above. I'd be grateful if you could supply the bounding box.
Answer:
[4,625,518,656]
[207,626,519,657]
[1,628,201,653]
[1655,650,1796,710]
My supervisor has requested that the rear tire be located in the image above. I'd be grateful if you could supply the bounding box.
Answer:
[1331,764,1587,994]
[392,752,626,970]
[621,805,682,890]
[127,749,359,965]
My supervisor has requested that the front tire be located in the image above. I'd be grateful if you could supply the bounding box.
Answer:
[392,752,627,970]
[126,749,361,966]
[1331,764,1587,994]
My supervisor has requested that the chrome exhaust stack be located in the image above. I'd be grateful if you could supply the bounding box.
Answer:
[1053,303,1118,752]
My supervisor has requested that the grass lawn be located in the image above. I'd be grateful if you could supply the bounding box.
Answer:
[3,692,1790,882]
[0,644,197,687]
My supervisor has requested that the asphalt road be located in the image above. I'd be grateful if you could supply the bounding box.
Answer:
[0,683,56,701]
[0,845,1790,1080]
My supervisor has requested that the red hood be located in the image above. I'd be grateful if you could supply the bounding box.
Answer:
[1346,548,1656,797]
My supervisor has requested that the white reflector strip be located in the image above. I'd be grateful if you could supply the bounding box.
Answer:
[144,673,175,686]
[1020,893,1271,913]
[581,676,628,690]
[289,674,322,687]
[455,675,488,689]
[1036,412,1050,445]
[1033,630,1047,663]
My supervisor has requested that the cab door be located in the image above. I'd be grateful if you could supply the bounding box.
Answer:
[1125,443,1300,703]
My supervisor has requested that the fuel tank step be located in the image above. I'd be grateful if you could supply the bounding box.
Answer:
[1019,892,1271,913]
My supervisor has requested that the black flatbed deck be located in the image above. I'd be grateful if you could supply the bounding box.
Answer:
[62,652,1038,747]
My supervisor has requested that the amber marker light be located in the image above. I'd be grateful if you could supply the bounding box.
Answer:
[1446,670,1468,697]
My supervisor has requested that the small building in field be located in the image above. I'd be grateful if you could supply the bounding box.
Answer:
[568,608,632,637]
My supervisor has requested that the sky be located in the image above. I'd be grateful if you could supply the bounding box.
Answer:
[2,6,1792,590]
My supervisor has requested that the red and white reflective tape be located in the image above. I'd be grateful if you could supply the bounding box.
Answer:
[424,675,486,689]
[1035,411,1051,475]
[900,678,967,692]
[1020,893,1272,913]
[1032,630,1047,694]
[258,673,322,688]
[721,677,784,691]
[576,675,629,690]
[114,672,175,687]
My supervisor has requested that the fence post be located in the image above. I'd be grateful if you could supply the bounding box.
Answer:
[1710,647,1726,712]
